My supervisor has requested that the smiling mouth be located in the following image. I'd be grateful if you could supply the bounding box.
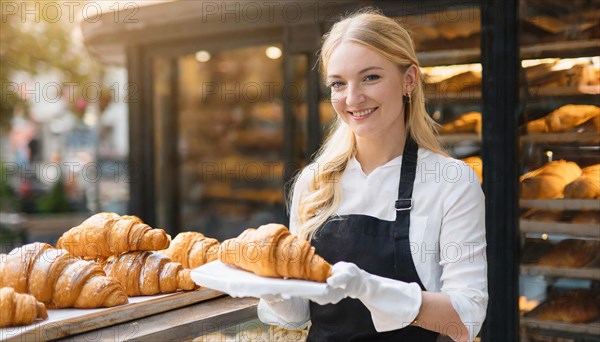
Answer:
[349,107,378,118]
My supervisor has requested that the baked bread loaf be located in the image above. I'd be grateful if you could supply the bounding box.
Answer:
[526,105,600,133]
[103,251,196,296]
[531,289,600,323]
[159,232,219,269]
[564,164,600,199]
[0,243,128,309]
[219,224,331,282]
[57,212,170,258]
[520,160,582,199]
[0,287,47,327]
[440,112,481,135]
[461,156,482,184]
[538,239,599,268]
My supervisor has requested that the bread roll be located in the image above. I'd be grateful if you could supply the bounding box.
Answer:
[538,239,599,268]
[532,289,600,323]
[520,160,582,199]
[564,164,600,199]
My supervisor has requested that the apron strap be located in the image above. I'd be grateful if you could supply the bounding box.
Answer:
[393,134,419,281]
[395,135,418,215]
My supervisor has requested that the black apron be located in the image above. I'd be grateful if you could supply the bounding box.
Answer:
[306,137,439,342]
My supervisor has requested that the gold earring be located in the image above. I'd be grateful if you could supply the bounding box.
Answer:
[406,92,411,106]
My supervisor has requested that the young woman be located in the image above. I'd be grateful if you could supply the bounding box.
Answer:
[258,10,487,342]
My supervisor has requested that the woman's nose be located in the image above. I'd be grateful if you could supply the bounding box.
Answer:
[345,84,365,106]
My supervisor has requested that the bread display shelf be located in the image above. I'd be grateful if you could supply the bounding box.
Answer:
[0,288,224,342]
[520,265,600,280]
[427,86,599,107]
[439,134,481,145]
[521,132,600,144]
[519,199,600,211]
[418,39,600,67]
[520,219,600,238]
[520,317,600,336]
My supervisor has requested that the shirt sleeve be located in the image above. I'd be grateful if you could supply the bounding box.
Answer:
[257,168,312,328]
[439,161,488,342]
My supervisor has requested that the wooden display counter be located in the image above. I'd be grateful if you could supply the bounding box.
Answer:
[1,289,259,342]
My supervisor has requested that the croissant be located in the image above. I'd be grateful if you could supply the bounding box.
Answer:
[158,232,219,269]
[0,243,128,309]
[520,160,582,199]
[57,212,170,258]
[527,105,600,133]
[219,223,331,282]
[440,112,482,135]
[0,287,47,327]
[103,251,196,296]
[564,164,600,199]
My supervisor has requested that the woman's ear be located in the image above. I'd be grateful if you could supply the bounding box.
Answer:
[403,64,418,94]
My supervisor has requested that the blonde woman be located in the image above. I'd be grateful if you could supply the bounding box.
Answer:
[258,9,487,342]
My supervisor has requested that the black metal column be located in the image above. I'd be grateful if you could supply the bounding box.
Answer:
[126,46,156,227]
[480,1,520,341]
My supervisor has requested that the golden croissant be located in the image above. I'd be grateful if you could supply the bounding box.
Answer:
[219,223,331,282]
[526,105,600,133]
[159,232,219,269]
[440,112,482,135]
[0,243,128,309]
[0,287,47,327]
[57,212,170,258]
[103,251,196,296]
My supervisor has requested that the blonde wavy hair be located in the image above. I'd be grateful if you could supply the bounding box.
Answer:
[293,9,446,241]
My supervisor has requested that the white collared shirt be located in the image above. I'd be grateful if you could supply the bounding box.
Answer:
[259,148,488,341]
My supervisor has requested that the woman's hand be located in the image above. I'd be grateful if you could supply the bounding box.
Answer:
[326,262,423,331]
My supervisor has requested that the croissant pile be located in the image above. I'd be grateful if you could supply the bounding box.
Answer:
[57,212,170,258]
[103,251,196,296]
[0,287,47,327]
[219,223,331,282]
[0,243,128,309]
[526,104,600,133]
[520,160,582,199]
[564,164,600,199]
[159,232,219,269]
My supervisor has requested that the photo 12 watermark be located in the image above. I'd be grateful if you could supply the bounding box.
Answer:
[1,1,140,24]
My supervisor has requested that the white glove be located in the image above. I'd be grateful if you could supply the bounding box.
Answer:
[327,262,423,332]
[258,295,310,330]
[303,286,347,305]
[257,285,347,329]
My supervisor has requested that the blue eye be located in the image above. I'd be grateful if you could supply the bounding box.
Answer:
[328,81,344,89]
[364,74,380,82]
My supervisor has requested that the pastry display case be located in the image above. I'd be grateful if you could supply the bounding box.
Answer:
[516,1,600,341]
[415,1,600,340]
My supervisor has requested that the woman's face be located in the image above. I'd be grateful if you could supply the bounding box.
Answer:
[326,42,410,140]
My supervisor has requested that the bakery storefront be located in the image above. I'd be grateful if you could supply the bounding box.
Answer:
[2,0,598,341]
